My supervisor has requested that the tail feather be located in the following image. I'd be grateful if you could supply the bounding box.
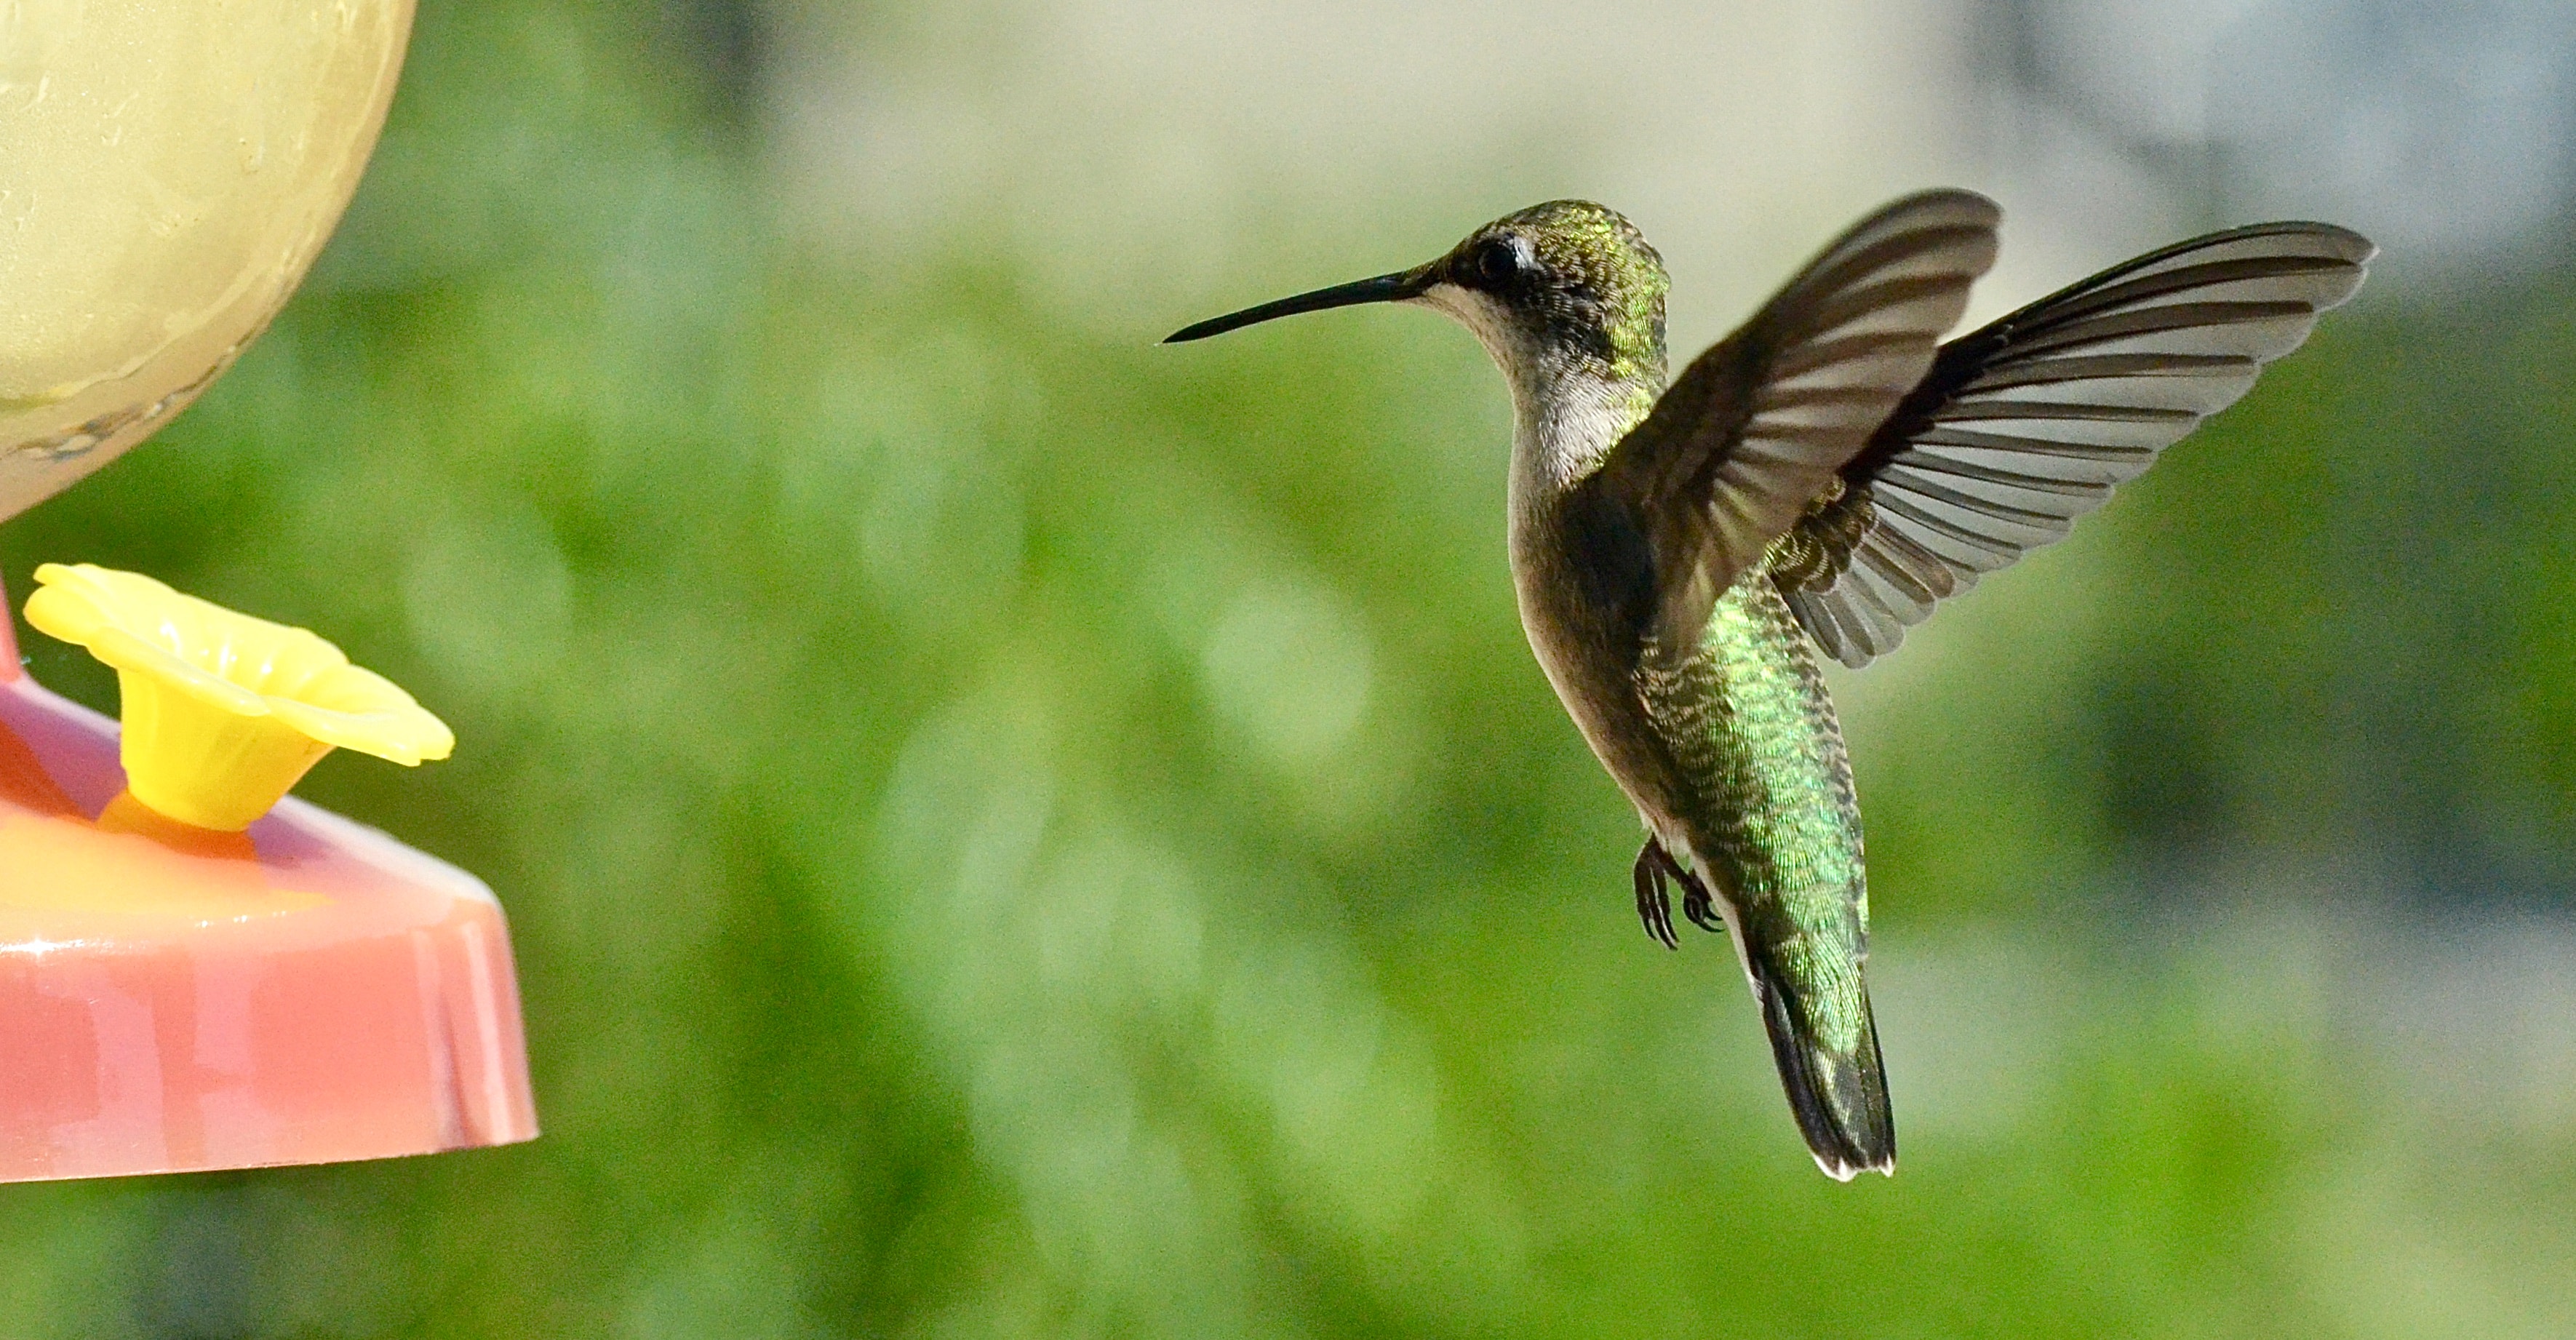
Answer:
[1750,952,1895,1180]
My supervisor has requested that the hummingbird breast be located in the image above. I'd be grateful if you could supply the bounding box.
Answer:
[1512,487,1867,938]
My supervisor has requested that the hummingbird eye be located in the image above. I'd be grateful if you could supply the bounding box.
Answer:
[1472,237,1528,288]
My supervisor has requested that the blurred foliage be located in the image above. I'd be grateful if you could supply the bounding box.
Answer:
[6,1,2576,1336]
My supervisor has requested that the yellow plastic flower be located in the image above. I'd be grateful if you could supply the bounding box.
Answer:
[23,563,454,831]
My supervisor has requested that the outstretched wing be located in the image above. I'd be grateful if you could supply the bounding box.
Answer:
[1588,190,2001,660]
[1773,222,2377,669]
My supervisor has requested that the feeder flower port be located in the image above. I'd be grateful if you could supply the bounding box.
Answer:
[0,570,536,1181]
[23,563,455,831]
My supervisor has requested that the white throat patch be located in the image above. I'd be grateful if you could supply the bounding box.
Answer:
[1413,282,1638,499]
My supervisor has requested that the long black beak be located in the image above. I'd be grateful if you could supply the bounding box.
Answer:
[1163,268,1432,343]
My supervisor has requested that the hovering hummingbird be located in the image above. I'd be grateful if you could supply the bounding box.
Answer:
[1167,192,2372,1178]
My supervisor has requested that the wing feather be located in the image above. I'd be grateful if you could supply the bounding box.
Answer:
[1777,221,2374,669]
[1590,190,2002,658]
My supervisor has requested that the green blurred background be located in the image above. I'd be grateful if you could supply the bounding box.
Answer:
[8,0,2576,1334]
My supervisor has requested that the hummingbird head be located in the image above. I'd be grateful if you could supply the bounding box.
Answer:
[1167,200,1670,391]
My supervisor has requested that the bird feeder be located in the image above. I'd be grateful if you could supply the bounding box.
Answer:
[0,0,535,1181]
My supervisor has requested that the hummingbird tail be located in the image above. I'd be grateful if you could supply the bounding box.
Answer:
[1749,950,1895,1181]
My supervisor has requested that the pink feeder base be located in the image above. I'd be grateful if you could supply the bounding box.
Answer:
[0,591,535,1181]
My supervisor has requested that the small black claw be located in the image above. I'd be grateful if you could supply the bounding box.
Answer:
[1632,842,1679,949]
[1680,874,1726,936]
[1643,841,1728,937]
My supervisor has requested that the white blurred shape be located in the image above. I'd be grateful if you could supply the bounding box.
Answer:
[765,0,1985,350]
[1993,0,2576,269]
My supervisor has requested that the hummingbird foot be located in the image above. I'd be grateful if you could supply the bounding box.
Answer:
[1639,839,1727,937]
[1633,842,1680,950]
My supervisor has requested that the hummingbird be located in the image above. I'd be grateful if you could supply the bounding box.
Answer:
[1167,193,2372,1178]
